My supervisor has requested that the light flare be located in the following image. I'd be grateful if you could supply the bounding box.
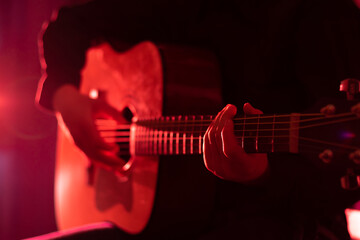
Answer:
[346,208,360,240]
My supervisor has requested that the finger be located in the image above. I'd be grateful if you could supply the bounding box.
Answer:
[219,104,237,121]
[214,104,237,156]
[203,138,225,179]
[205,107,226,172]
[83,139,126,167]
[222,118,246,159]
[93,132,119,151]
[203,127,217,173]
[70,123,118,168]
[320,104,336,116]
[206,106,226,145]
[203,105,236,178]
[203,107,226,173]
[209,104,234,146]
[85,118,119,151]
[243,102,263,115]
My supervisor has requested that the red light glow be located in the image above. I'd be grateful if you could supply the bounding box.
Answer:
[346,208,360,240]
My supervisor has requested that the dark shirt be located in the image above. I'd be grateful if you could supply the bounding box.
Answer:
[39,0,360,112]
[38,0,360,239]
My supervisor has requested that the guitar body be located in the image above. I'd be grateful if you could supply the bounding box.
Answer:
[55,42,222,236]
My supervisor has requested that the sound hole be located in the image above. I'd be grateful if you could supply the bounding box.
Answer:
[117,106,134,162]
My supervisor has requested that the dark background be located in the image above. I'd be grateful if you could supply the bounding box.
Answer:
[2,0,360,239]
[0,0,87,239]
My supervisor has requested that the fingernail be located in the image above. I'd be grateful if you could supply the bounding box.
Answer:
[243,102,251,108]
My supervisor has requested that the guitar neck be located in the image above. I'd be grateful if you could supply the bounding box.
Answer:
[98,110,358,157]
[132,113,301,156]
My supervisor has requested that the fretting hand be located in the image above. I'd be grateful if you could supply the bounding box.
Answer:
[203,103,268,183]
[53,84,126,172]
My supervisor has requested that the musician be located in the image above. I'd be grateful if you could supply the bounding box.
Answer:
[36,0,360,239]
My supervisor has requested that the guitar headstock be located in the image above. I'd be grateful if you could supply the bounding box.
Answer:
[299,98,360,190]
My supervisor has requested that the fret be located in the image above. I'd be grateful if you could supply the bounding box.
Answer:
[138,125,145,155]
[158,130,163,155]
[140,125,145,154]
[289,113,300,153]
[182,133,186,154]
[129,122,135,156]
[190,115,195,154]
[145,124,150,155]
[257,114,276,153]
[153,118,158,155]
[183,116,188,154]
[198,133,202,154]
[169,116,175,155]
[199,115,206,154]
[134,124,138,154]
[192,116,199,154]
[164,130,168,155]
[273,115,290,152]
[153,129,158,155]
[149,125,154,155]
[165,116,170,155]
[255,116,260,152]
[153,119,157,155]
[242,114,258,153]
[176,116,181,155]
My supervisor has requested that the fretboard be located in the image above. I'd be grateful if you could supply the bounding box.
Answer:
[131,114,300,156]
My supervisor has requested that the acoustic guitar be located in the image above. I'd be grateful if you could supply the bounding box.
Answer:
[54,41,360,237]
